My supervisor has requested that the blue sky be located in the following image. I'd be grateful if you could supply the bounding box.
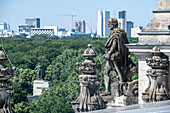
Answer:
[0,0,157,33]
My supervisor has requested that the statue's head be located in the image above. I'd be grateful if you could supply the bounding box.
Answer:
[108,18,118,30]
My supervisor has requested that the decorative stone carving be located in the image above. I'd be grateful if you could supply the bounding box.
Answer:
[72,44,106,112]
[142,46,169,102]
[0,45,15,113]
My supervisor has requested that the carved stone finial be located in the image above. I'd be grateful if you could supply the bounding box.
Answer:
[72,44,106,112]
[152,46,160,52]
[142,46,169,102]
[83,44,97,60]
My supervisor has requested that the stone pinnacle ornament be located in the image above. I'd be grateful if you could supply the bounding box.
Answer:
[72,44,106,112]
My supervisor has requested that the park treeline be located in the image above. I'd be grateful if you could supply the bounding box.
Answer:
[1,35,138,113]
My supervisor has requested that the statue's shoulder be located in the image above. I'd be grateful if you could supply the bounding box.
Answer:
[113,28,126,34]
[109,28,126,38]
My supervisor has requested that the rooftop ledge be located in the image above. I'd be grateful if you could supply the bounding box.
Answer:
[126,42,170,47]
[125,42,170,57]
[153,9,170,13]
[138,31,170,35]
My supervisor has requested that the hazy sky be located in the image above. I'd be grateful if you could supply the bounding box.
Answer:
[0,0,157,33]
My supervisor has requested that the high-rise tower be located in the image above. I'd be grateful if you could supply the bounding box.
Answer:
[97,11,110,37]
[103,11,110,37]
[97,11,103,37]
[127,21,134,38]
[118,11,127,32]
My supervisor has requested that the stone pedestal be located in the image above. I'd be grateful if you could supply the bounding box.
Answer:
[33,80,52,96]
[126,42,170,104]
[28,80,52,104]
[107,96,130,107]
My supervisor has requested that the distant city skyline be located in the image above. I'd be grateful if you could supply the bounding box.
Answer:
[0,0,157,33]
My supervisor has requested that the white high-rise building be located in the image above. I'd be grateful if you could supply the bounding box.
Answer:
[103,11,110,37]
[97,11,110,37]
[118,11,127,32]
[97,11,103,37]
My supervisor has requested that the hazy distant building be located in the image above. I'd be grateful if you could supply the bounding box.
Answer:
[131,26,143,38]
[19,25,34,32]
[74,20,86,33]
[58,28,67,37]
[118,11,127,32]
[44,26,58,36]
[97,11,110,37]
[127,21,134,38]
[30,28,54,36]
[0,22,14,37]
[0,22,10,30]
[25,17,40,28]
[0,29,14,37]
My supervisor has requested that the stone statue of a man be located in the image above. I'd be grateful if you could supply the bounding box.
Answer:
[34,63,44,80]
[101,18,130,96]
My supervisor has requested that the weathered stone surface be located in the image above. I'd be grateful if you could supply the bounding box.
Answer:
[139,0,170,42]
[158,0,170,9]
[139,35,170,42]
